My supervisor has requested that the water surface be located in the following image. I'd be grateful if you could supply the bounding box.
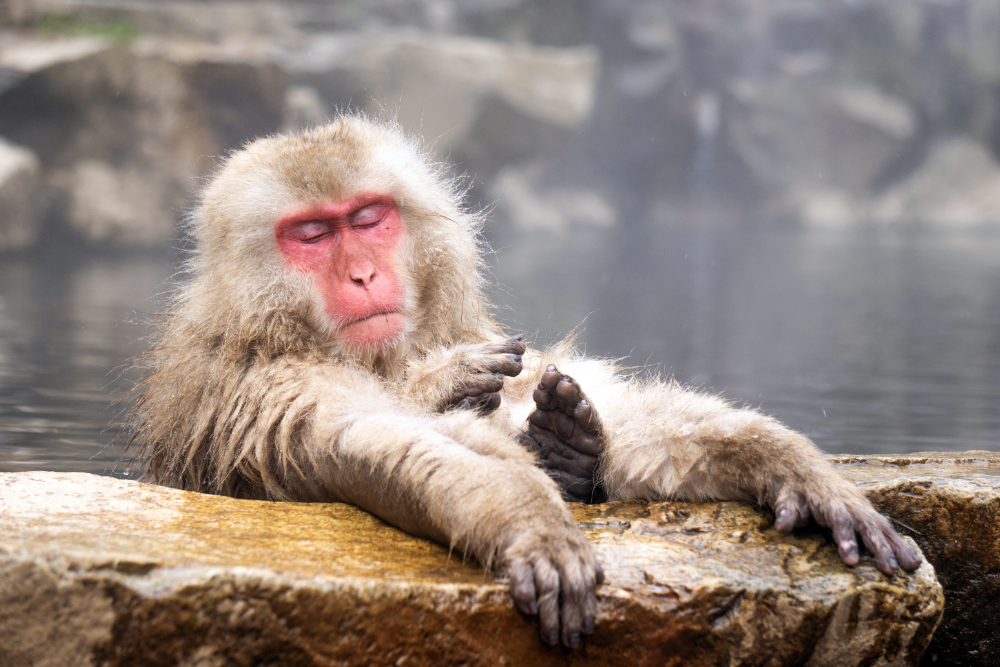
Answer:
[1,225,998,475]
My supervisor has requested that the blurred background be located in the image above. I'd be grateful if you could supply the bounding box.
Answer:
[1,0,999,475]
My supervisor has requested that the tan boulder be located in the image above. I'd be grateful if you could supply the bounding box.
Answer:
[832,452,1000,667]
[1,471,940,666]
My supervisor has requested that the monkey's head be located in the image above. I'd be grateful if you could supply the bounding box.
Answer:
[182,116,493,366]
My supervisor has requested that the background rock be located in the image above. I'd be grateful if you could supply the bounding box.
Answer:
[0,471,942,667]
[5,0,1000,243]
[833,452,1000,667]
[728,80,917,195]
[0,137,41,250]
[870,139,1000,226]
[0,38,287,246]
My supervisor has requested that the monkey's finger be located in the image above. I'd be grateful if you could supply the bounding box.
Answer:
[571,431,602,457]
[831,518,860,566]
[582,575,598,637]
[580,557,603,637]
[550,410,579,442]
[515,432,542,454]
[540,365,562,391]
[573,400,602,436]
[509,561,538,616]
[559,567,586,648]
[477,392,502,415]
[547,468,595,502]
[545,449,598,479]
[534,559,561,646]
[481,354,523,377]
[773,501,798,534]
[880,519,922,571]
[555,377,585,414]
[545,451,596,480]
[453,375,504,402]
[855,517,898,575]
[454,396,476,411]
[480,335,527,356]
[773,489,805,533]
[890,535,922,571]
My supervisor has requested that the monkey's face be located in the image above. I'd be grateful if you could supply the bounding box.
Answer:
[275,192,410,352]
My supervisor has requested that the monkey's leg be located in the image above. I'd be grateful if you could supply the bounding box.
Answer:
[516,365,604,503]
[598,383,922,575]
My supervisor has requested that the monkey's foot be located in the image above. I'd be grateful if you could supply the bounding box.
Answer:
[449,335,526,415]
[516,365,604,503]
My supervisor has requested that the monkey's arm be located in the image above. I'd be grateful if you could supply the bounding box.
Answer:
[594,380,921,575]
[244,362,600,648]
[401,335,526,413]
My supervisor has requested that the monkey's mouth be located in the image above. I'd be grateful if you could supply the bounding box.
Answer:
[337,309,407,352]
[341,308,404,328]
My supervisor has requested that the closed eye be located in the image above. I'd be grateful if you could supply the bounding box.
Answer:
[288,220,331,243]
[351,204,387,229]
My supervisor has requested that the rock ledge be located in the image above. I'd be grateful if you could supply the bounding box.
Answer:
[0,472,942,666]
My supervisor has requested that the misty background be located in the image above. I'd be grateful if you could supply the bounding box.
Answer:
[1,0,999,475]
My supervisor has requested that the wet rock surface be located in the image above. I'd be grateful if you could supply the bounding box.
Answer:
[0,471,940,667]
[832,452,1000,667]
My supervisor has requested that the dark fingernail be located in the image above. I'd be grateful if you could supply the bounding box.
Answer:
[569,633,580,648]
[514,355,522,362]
[583,619,595,633]
[514,334,523,340]
[848,547,858,561]
[545,631,558,645]
[889,556,899,570]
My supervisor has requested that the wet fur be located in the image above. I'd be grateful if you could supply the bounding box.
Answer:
[129,114,918,646]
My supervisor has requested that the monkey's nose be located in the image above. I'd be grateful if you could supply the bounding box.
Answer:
[349,267,377,288]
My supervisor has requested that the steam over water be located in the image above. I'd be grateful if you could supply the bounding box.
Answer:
[2,224,999,475]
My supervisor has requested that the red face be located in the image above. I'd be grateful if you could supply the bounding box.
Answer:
[275,193,408,351]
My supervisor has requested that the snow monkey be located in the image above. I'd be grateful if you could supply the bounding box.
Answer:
[129,115,921,649]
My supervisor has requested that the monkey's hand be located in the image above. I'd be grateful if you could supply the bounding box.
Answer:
[503,519,604,648]
[403,335,526,414]
[516,365,604,502]
[771,473,922,576]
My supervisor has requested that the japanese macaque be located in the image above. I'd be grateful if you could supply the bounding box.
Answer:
[129,115,920,649]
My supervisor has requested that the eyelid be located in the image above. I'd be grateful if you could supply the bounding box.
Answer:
[288,220,331,242]
[351,204,386,228]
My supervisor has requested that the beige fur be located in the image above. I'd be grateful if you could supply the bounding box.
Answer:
[129,114,919,647]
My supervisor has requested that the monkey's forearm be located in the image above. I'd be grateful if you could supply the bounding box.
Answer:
[596,383,920,574]
[304,410,568,561]
[599,385,831,503]
[304,409,601,646]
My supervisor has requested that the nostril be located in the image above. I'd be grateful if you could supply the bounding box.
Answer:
[352,278,365,286]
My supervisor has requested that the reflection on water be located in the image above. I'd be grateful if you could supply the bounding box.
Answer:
[489,225,1000,455]
[0,251,175,475]
[1,226,998,475]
